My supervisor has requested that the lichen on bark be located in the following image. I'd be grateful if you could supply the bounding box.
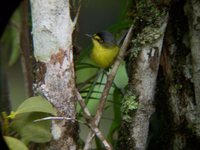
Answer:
[117,0,168,149]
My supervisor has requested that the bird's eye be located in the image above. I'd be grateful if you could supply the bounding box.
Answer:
[93,35,103,43]
[98,38,103,43]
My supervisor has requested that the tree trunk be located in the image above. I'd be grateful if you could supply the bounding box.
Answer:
[187,0,200,138]
[117,1,169,149]
[117,0,200,149]
[30,0,78,149]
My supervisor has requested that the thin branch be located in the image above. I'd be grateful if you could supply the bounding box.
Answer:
[34,117,74,122]
[84,25,134,150]
[20,0,33,97]
[76,90,112,150]
[73,0,81,25]
[33,116,86,124]
[95,24,134,122]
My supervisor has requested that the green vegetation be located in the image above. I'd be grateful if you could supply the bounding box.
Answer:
[1,96,56,149]
[121,89,138,122]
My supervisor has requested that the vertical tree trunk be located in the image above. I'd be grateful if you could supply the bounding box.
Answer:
[30,0,78,149]
[117,1,168,149]
[187,0,200,137]
[117,22,167,150]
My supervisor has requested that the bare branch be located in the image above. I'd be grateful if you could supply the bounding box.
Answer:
[73,0,81,26]
[20,0,33,97]
[76,91,112,150]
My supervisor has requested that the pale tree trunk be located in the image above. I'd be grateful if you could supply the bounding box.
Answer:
[117,22,168,150]
[117,1,169,149]
[128,21,167,150]
[30,0,78,149]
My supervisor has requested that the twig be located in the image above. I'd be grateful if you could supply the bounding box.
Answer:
[20,0,33,97]
[84,25,134,150]
[34,116,74,122]
[76,91,112,150]
[33,103,112,149]
[73,0,81,25]
[34,116,87,124]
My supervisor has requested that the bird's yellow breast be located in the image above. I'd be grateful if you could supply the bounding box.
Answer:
[91,39,119,68]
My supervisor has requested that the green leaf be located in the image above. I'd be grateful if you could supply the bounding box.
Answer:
[0,7,21,67]
[85,69,104,105]
[114,61,128,89]
[21,122,52,143]
[12,112,52,144]
[16,96,57,116]
[4,136,28,150]
[107,88,122,143]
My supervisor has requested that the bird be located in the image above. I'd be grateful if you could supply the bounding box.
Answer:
[87,31,119,68]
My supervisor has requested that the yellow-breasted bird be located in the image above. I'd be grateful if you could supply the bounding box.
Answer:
[88,31,119,68]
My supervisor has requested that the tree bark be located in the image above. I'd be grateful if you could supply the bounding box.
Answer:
[30,0,78,149]
[117,0,168,148]
[117,22,167,150]
[186,0,200,137]
[148,0,200,149]
[129,22,167,150]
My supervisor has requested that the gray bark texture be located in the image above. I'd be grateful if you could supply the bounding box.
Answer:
[186,0,200,137]
[30,0,78,149]
[120,21,167,150]
[147,0,200,149]
[117,0,200,149]
[117,0,169,148]
[187,0,200,108]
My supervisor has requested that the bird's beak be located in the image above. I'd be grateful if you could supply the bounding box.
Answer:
[85,34,92,38]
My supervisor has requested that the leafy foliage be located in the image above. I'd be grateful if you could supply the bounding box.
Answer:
[12,112,52,144]
[4,136,28,150]
[1,96,57,148]
[15,96,57,116]
[107,88,122,146]
[0,6,21,67]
